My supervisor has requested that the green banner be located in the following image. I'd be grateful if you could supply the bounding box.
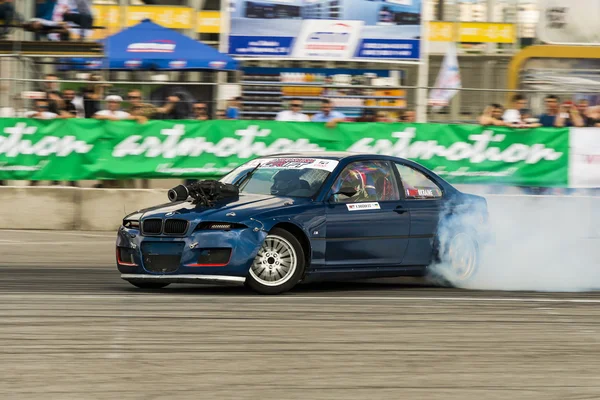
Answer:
[0,119,569,186]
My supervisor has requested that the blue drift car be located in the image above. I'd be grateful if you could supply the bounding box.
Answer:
[117,152,490,294]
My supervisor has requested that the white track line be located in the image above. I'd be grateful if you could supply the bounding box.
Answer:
[0,229,115,238]
[0,241,115,246]
[0,294,599,303]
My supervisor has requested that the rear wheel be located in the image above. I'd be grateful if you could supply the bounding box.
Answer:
[126,280,171,289]
[427,230,480,287]
[246,228,305,295]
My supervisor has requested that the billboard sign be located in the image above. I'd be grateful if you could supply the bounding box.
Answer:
[537,0,600,45]
[228,0,422,59]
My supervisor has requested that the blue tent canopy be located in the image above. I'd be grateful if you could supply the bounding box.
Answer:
[58,19,238,71]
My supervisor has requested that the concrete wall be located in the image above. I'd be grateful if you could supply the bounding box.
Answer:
[0,186,598,236]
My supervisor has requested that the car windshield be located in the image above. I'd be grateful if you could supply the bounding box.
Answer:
[220,157,339,198]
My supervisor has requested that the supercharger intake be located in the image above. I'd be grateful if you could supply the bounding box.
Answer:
[168,180,239,206]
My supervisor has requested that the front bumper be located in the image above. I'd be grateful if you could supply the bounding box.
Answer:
[115,223,267,278]
[121,274,246,285]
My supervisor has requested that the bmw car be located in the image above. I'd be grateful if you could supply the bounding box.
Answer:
[116,152,490,294]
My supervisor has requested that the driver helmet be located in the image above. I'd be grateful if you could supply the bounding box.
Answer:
[270,169,303,196]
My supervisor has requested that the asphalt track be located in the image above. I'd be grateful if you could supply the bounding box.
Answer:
[1,231,599,399]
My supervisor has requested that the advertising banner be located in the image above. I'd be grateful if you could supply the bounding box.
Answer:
[429,22,515,43]
[569,128,600,188]
[227,0,422,59]
[0,119,571,187]
[537,0,600,45]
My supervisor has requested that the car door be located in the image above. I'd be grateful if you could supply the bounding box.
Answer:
[324,160,411,268]
[392,162,444,266]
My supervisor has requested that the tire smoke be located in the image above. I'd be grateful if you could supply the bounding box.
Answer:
[432,194,600,292]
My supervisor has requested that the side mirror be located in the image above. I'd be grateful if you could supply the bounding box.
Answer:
[329,185,357,202]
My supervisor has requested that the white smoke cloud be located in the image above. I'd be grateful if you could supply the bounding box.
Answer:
[431,193,600,292]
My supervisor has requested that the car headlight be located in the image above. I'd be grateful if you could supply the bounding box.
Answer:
[123,212,142,229]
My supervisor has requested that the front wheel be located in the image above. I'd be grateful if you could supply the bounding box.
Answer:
[246,228,306,295]
[126,280,171,289]
[427,231,480,287]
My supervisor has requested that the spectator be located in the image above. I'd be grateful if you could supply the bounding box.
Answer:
[311,99,346,128]
[356,109,376,122]
[192,103,210,120]
[478,104,505,126]
[503,94,528,125]
[126,89,157,118]
[375,111,394,122]
[26,99,58,119]
[215,109,226,119]
[81,74,108,118]
[24,0,70,41]
[400,109,416,122]
[226,97,241,119]
[555,100,584,127]
[275,99,310,121]
[61,89,78,117]
[93,95,130,120]
[0,0,21,40]
[62,0,93,40]
[538,95,560,127]
[518,109,541,128]
[154,95,190,120]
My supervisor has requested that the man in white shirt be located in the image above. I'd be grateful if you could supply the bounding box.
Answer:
[275,99,310,122]
[93,95,131,120]
[502,94,528,125]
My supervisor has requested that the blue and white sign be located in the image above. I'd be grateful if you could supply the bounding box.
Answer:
[228,0,422,60]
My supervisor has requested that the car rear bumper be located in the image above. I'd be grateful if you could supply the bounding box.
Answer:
[121,274,246,285]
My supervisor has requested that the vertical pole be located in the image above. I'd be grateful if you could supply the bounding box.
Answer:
[215,0,232,113]
[416,0,430,123]
[436,0,444,21]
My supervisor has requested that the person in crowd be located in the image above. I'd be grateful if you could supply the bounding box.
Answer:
[23,0,70,41]
[192,103,210,120]
[126,89,157,118]
[61,0,93,40]
[356,109,376,122]
[215,109,226,119]
[503,94,528,126]
[400,109,416,122]
[517,108,541,128]
[225,97,241,119]
[275,99,310,121]
[478,103,505,126]
[375,111,394,122]
[312,98,346,128]
[554,100,585,127]
[81,74,108,118]
[0,0,21,40]
[25,98,58,119]
[153,94,190,120]
[61,89,78,117]
[93,95,130,120]
[537,95,567,127]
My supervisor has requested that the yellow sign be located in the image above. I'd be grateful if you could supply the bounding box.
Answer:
[458,22,515,43]
[125,6,193,29]
[197,11,221,34]
[429,22,515,43]
[91,6,222,36]
[429,22,454,42]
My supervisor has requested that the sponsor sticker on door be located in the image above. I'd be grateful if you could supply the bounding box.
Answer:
[346,202,381,211]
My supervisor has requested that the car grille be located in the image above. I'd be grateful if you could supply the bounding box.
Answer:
[164,219,188,235]
[142,218,162,235]
[143,254,181,273]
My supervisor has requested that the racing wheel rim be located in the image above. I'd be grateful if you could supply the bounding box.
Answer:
[447,232,478,280]
[250,234,298,287]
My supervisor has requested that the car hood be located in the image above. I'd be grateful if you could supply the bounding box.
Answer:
[129,193,310,222]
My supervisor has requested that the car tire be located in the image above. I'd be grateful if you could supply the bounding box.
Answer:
[126,280,171,289]
[246,228,306,295]
[426,230,480,288]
